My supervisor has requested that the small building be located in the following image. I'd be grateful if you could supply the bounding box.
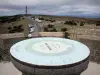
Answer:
[35,18,42,23]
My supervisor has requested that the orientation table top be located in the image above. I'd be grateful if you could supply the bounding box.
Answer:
[10,37,90,68]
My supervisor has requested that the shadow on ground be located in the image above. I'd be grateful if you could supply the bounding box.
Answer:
[79,39,100,64]
[0,49,11,63]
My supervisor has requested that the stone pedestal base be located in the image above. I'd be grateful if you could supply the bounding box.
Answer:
[22,72,81,75]
[11,55,89,75]
[22,73,34,75]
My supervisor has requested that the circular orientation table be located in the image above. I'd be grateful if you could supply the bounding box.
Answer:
[10,37,90,75]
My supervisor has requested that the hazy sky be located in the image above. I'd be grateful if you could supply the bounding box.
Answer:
[0,0,100,17]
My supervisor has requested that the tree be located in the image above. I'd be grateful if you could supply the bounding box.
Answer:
[61,28,67,32]
[18,25,22,29]
[51,28,57,32]
[96,21,100,26]
[64,21,77,26]
[48,24,54,28]
[17,28,24,32]
[53,28,57,32]
[38,18,44,20]
[22,17,24,19]
[51,20,54,22]
[73,21,77,25]
[9,30,15,33]
[96,23,100,26]
[45,19,49,21]
[13,26,17,29]
[8,21,11,23]
[44,27,48,32]
[80,22,84,26]
[64,32,70,39]
[8,27,12,30]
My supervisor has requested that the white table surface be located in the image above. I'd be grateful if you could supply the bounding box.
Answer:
[10,37,90,66]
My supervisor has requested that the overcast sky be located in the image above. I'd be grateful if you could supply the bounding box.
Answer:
[0,0,100,18]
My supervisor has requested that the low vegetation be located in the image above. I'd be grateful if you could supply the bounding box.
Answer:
[0,15,23,23]
[44,24,57,32]
[8,25,24,33]
[96,21,100,26]
[80,22,85,26]
[64,21,77,26]
[61,28,68,32]
[38,17,55,22]
[63,32,70,39]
